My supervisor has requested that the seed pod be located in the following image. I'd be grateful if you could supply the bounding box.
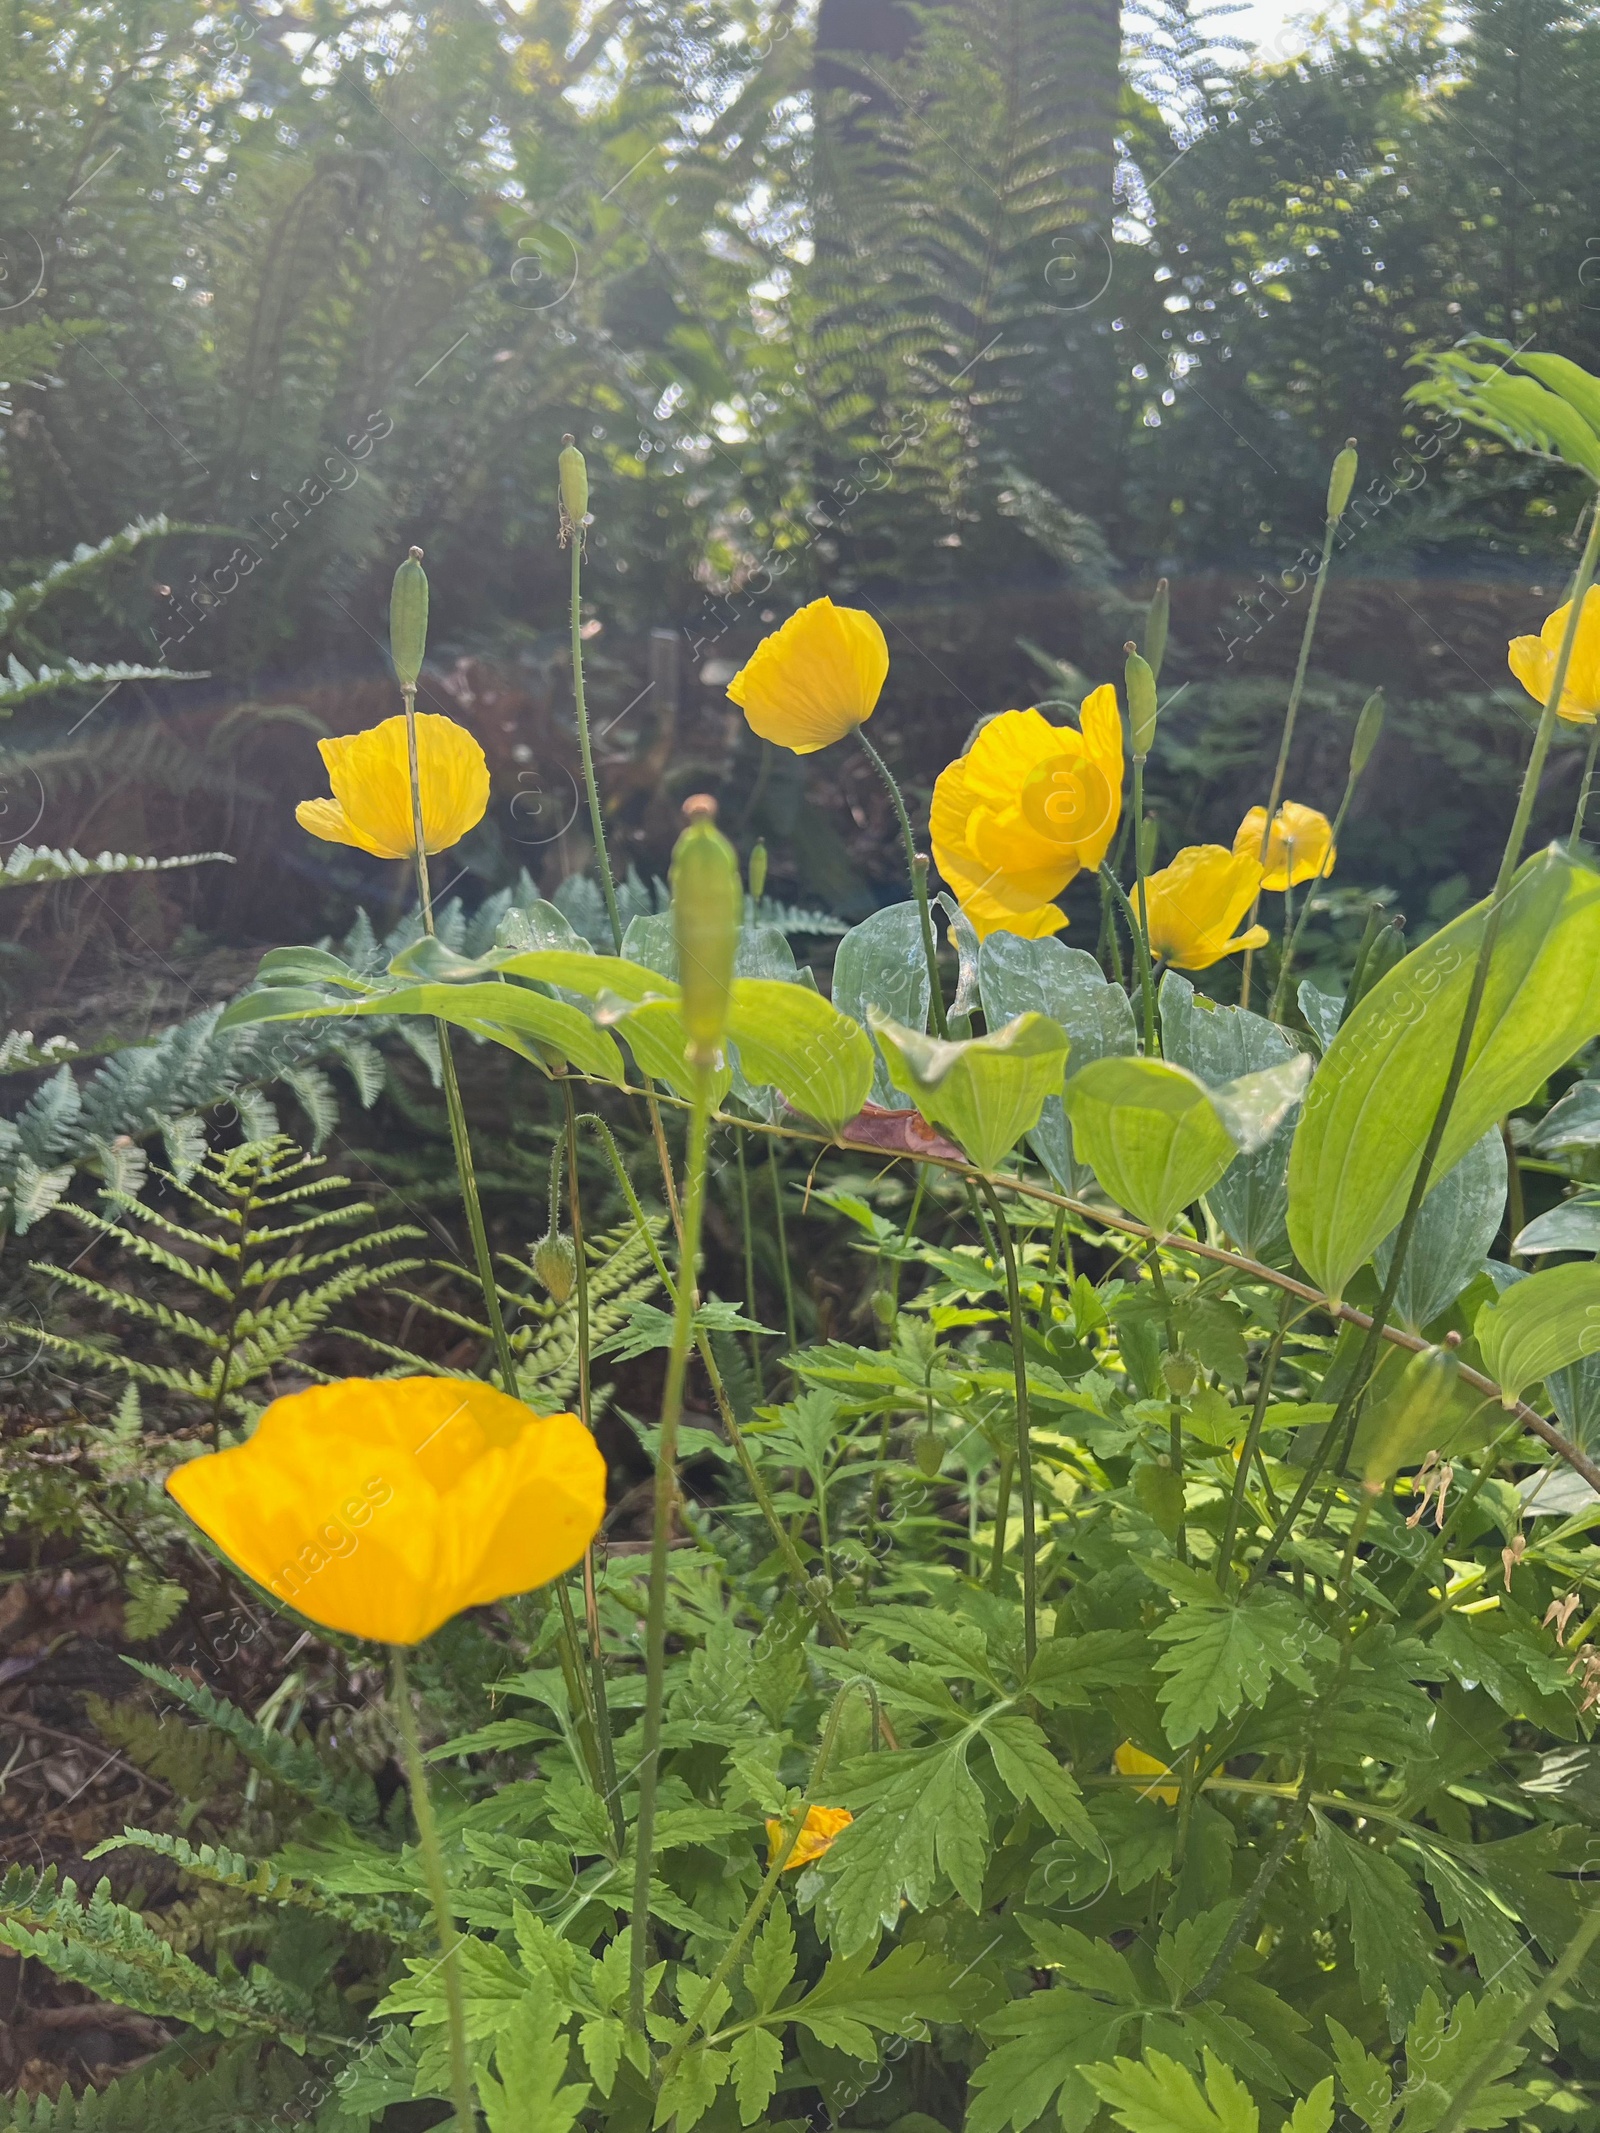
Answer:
[671,794,741,1068]
[532,1232,577,1304]
[1144,577,1170,684]
[1162,1352,1197,1398]
[558,433,589,539]
[1350,688,1385,777]
[389,548,428,691]
[1353,1342,1460,1487]
[870,1287,896,1328]
[748,837,769,903]
[914,1431,944,1479]
[1125,644,1158,760]
[1138,814,1159,875]
[1327,439,1359,521]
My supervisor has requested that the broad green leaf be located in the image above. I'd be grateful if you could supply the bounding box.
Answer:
[969,1990,1135,2133]
[833,901,932,1107]
[1085,2048,1259,2133]
[1064,1056,1236,1234]
[1475,1260,1600,1405]
[499,949,675,1004]
[1145,1576,1331,1746]
[1160,971,1305,1258]
[1513,1195,1600,1256]
[979,934,1136,1188]
[653,2043,729,2133]
[1374,1128,1506,1330]
[984,1712,1096,1842]
[1530,1079,1600,1154]
[1288,847,1600,1299]
[601,996,732,1105]
[817,1741,990,1954]
[254,945,378,992]
[872,1010,1070,1171]
[729,979,874,1132]
[1349,1345,1470,1485]
[1487,1261,1600,1446]
[1309,1816,1434,2026]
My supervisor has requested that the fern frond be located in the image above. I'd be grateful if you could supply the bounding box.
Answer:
[37,1266,224,1346]
[0,843,233,889]
[0,516,210,638]
[41,1208,236,1294]
[0,655,208,713]
[241,1227,425,1284]
[122,1662,380,1826]
[0,2040,310,2129]
[87,1831,425,1948]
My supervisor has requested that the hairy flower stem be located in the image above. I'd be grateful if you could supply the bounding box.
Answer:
[735,1130,765,1396]
[1100,865,1160,1055]
[391,1646,476,2132]
[630,1064,714,2032]
[1248,496,1600,1587]
[1241,508,1341,1009]
[569,537,624,952]
[1146,1252,1187,1564]
[562,1079,623,1852]
[980,1181,1037,1668]
[1131,761,1158,1054]
[1270,755,1365,1021]
[856,726,949,1036]
[768,1139,799,1355]
[1218,1292,1298,1590]
[1574,721,1600,842]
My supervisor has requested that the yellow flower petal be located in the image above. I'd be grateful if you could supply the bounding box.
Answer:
[1114,1741,1178,1805]
[1233,800,1336,891]
[931,692,1124,938]
[1509,587,1600,725]
[727,598,888,754]
[299,714,490,860]
[167,1379,606,1645]
[766,1804,854,1869]
[1143,845,1266,971]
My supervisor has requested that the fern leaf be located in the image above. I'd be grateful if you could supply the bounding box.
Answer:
[0,656,208,712]
[0,515,209,637]
[0,843,234,889]
[86,1831,425,1947]
[0,1028,83,1073]
[9,1154,73,1230]
[162,1111,209,1181]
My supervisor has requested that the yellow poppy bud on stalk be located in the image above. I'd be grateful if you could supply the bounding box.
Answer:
[558,432,589,542]
[390,547,428,692]
[1350,688,1385,777]
[1327,439,1358,522]
[672,795,742,1067]
[748,837,768,903]
[1144,577,1170,683]
[1125,644,1158,760]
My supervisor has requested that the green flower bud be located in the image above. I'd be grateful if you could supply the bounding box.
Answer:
[1350,688,1385,777]
[1125,644,1158,760]
[558,434,589,542]
[748,837,768,903]
[671,794,741,1068]
[1327,439,1358,521]
[1144,577,1170,684]
[870,1288,896,1327]
[914,1431,945,1479]
[1352,1343,1459,1488]
[389,548,428,692]
[532,1232,577,1304]
[1138,814,1159,876]
[1161,1352,1197,1398]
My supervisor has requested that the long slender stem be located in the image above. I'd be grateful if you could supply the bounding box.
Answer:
[630,1065,714,2031]
[1131,763,1157,1054]
[856,726,948,1037]
[570,537,624,951]
[1574,720,1600,842]
[980,1180,1037,1667]
[1101,865,1160,1054]
[1219,1291,1297,1591]
[1436,1904,1600,2133]
[1248,493,1600,1587]
[735,1129,765,1397]
[1146,1250,1187,1565]
[391,1647,475,2132]
[1241,510,1341,1008]
[1271,762,1361,1022]
[768,1139,799,1354]
[562,1079,623,1851]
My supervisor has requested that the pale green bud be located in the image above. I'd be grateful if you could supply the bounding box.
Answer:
[1327,439,1358,521]
[748,837,768,903]
[671,794,742,1068]
[1350,688,1385,777]
[532,1232,577,1304]
[1144,577,1170,683]
[558,434,589,540]
[389,548,428,691]
[1125,643,1158,759]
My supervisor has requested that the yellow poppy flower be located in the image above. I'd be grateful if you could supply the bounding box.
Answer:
[1233,800,1337,891]
[930,688,1124,940]
[766,1804,854,1870]
[295,714,490,859]
[1508,587,1600,725]
[727,598,888,754]
[166,1378,606,1645]
[1113,1741,1178,1805]
[1142,845,1268,971]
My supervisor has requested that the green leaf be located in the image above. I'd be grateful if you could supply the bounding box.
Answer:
[978,934,1136,1188]
[1064,1056,1237,1234]
[744,1900,797,2015]
[817,1741,990,1954]
[833,902,933,1106]
[984,1712,1096,1841]
[788,1941,964,2053]
[1086,2048,1259,2133]
[1325,2017,1397,2133]
[871,1009,1069,1169]
[1149,1588,1330,1747]
[1288,847,1600,1299]
[479,1995,590,2133]
[969,1990,1136,2133]
[728,978,874,1131]
[1309,1815,1434,2025]
[730,2027,785,2125]
[1374,1128,1506,1331]
[653,2043,729,2132]
[1475,1260,1600,1404]
[1159,972,1302,1257]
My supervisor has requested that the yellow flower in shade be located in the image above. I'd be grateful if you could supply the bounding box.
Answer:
[295,714,490,859]
[727,598,889,754]
[1233,800,1337,891]
[1508,587,1600,725]
[166,1379,606,1646]
[930,688,1124,941]
[766,1804,854,1870]
[1142,845,1269,972]
[1114,1741,1178,1805]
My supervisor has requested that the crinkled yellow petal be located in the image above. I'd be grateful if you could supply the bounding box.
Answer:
[1509,588,1600,725]
[967,800,1083,887]
[1073,684,1125,870]
[301,714,490,860]
[1144,844,1265,971]
[727,598,888,754]
[1234,800,1336,891]
[167,1378,605,1645]
[767,1804,853,1870]
[961,708,1071,810]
